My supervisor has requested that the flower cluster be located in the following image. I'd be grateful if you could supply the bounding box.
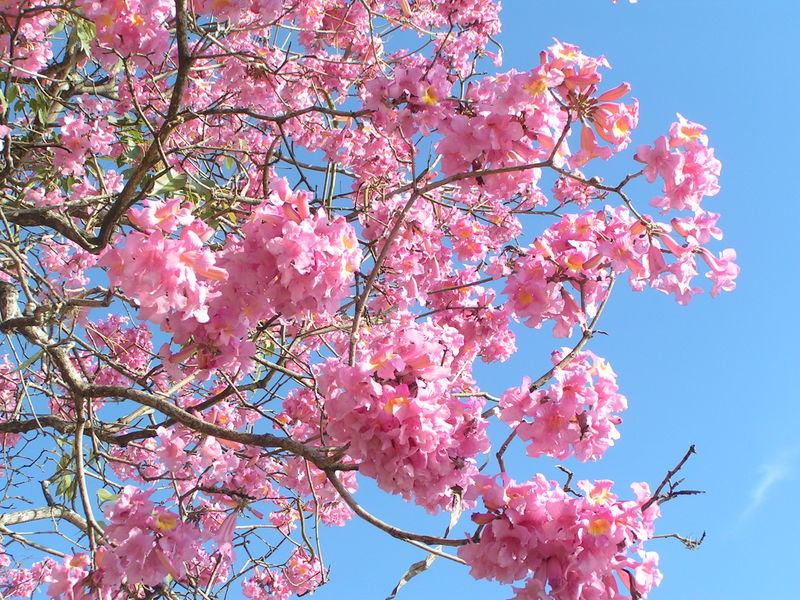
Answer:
[459,475,661,600]
[161,179,359,376]
[500,350,627,462]
[98,486,204,587]
[77,0,174,68]
[318,319,490,512]
[636,115,721,215]
[53,107,116,176]
[83,315,153,386]
[218,178,360,321]
[102,219,227,327]
[242,549,323,600]
[103,178,360,378]
[0,356,20,450]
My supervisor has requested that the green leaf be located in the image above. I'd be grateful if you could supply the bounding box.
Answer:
[96,488,118,506]
[186,175,215,201]
[6,84,18,105]
[75,20,96,55]
[30,95,50,126]
[122,144,142,162]
[47,19,65,37]
[13,349,45,373]
[151,170,188,196]
[56,474,74,499]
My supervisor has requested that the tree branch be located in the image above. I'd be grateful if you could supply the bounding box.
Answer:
[322,468,467,548]
[0,505,89,532]
[91,0,194,251]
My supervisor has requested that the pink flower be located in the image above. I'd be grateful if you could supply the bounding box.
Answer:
[129,199,194,233]
[635,135,683,184]
[699,248,739,296]
[44,554,90,600]
[156,426,189,472]
[0,125,9,152]
[669,113,708,147]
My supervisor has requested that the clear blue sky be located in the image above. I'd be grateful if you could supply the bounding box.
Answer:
[312,2,800,599]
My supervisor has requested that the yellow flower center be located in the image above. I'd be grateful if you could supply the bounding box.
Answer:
[97,14,114,29]
[384,396,408,415]
[421,86,439,105]
[155,512,179,531]
[525,77,548,96]
[517,289,534,306]
[68,554,89,569]
[588,517,611,536]
[588,487,611,504]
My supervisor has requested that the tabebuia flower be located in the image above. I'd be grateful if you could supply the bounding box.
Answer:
[317,318,490,512]
[500,350,626,462]
[97,486,205,588]
[219,177,361,321]
[109,178,361,377]
[101,214,227,327]
[242,548,323,600]
[636,116,721,215]
[460,474,661,600]
[0,355,21,449]
[77,0,173,68]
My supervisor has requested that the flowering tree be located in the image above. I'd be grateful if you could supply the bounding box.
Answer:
[0,1,737,599]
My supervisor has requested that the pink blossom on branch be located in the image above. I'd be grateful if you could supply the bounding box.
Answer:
[459,474,660,599]
[500,350,627,462]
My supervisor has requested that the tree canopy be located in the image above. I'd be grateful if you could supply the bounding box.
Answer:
[0,1,736,599]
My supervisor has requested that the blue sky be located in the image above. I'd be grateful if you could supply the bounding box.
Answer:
[312,2,800,599]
